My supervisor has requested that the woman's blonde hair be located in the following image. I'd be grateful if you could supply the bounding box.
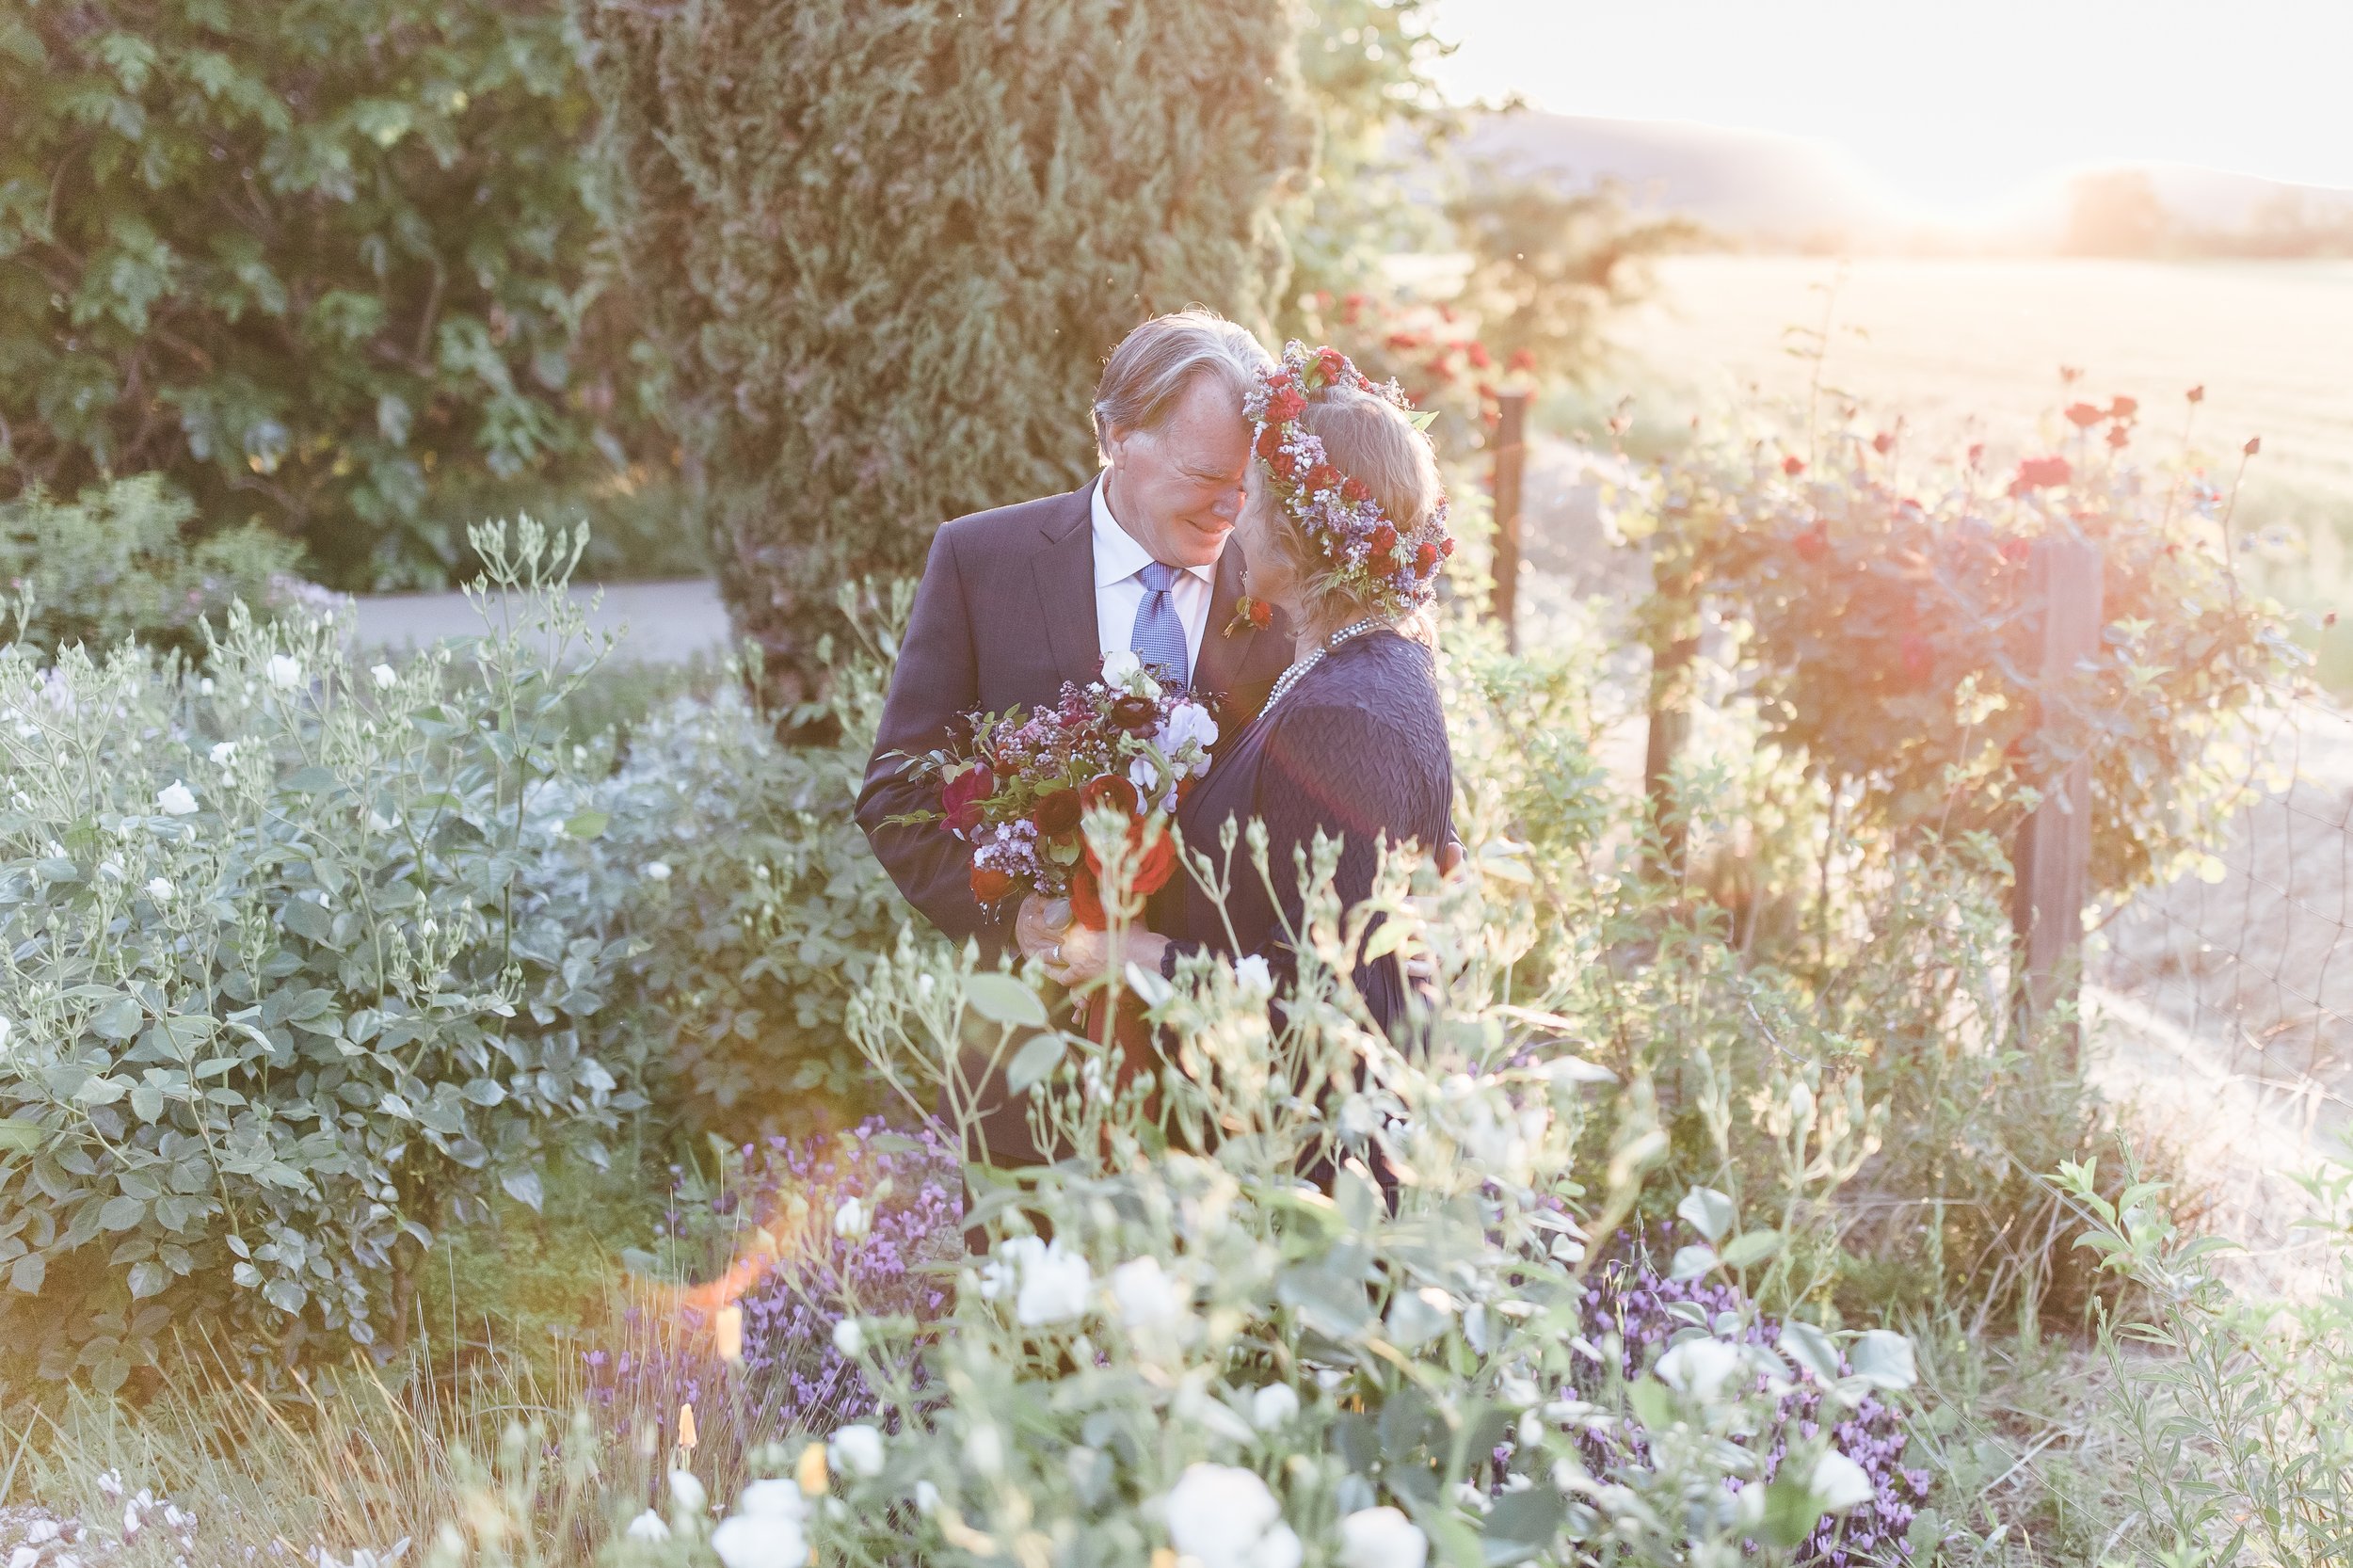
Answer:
[1252,386,1447,641]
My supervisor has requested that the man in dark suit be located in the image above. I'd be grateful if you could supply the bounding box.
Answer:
[856,311,1294,961]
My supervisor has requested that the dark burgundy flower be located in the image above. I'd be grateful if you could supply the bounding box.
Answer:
[1080,773,1140,817]
[1032,788,1082,836]
[942,765,994,839]
[1108,693,1160,733]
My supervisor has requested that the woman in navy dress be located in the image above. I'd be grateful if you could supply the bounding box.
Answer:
[1030,343,1455,1038]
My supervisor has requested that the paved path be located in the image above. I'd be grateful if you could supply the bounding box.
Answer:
[346,577,731,664]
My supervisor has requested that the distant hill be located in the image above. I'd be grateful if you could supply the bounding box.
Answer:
[1463,111,2353,253]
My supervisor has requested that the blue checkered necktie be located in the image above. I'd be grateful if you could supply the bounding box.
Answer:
[1128,560,1192,690]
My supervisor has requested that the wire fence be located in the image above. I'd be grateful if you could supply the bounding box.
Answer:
[2095,693,2353,1105]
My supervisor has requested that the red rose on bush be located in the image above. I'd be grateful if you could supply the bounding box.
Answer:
[970,864,1016,904]
[1872,431,1895,455]
[1032,788,1082,837]
[2064,402,2105,428]
[2108,395,2138,421]
[942,765,994,839]
[1782,455,1805,476]
[2013,456,2072,491]
[1465,342,1492,370]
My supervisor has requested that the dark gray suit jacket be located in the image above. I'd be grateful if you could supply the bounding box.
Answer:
[856,475,1294,949]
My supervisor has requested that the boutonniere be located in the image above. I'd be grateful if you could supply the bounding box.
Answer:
[1224,596,1273,639]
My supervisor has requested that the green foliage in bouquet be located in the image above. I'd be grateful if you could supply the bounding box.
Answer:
[1622,411,2305,908]
[0,523,647,1387]
[579,0,1315,704]
[0,0,619,588]
[1,473,314,664]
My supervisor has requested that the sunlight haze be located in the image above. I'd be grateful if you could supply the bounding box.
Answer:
[1429,0,2353,218]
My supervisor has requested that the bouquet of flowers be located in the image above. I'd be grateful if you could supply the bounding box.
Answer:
[902,650,1218,929]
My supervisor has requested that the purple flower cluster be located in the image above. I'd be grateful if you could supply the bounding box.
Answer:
[1575,1237,1930,1567]
[584,1119,963,1442]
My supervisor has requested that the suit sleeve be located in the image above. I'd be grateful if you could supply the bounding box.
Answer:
[855,523,1010,952]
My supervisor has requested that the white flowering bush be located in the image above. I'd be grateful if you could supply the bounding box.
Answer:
[0,521,647,1385]
[717,834,1920,1568]
[596,584,923,1129]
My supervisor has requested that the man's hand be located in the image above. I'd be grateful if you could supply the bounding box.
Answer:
[1015,893,1070,965]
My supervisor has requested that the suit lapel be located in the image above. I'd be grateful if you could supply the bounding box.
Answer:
[1033,475,1102,689]
[1194,540,1257,702]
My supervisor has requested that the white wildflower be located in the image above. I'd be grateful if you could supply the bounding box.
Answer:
[265,654,303,690]
[828,1423,885,1479]
[644,860,672,882]
[1809,1449,1875,1512]
[1157,699,1220,771]
[1250,1383,1299,1431]
[8,1545,36,1568]
[623,1511,668,1542]
[1015,1240,1093,1326]
[99,857,125,882]
[1338,1507,1428,1568]
[210,741,236,766]
[370,664,398,690]
[145,876,175,902]
[666,1467,707,1515]
[709,1509,805,1568]
[1656,1337,1745,1402]
[734,1480,806,1522]
[1233,953,1274,997]
[913,1480,940,1514]
[831,1317,865,1357]
[156,780,198,816]
[199,678,215,696]
[1109,1256,1187,1330]
[1165,1464,1296,1568]
[832,1196,867,1238]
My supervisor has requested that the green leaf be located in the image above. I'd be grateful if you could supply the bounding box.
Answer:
[1849,1329,1917,1390]
[1668,1244,1717,1281]
[75,1074,129,1106]
[1757,1470,1829,1551]
[1719,1228,1784,1269]
[99,1194,146,1231]
[501,1167,545,1212]
[0,1120,45,1154]
[129,1083,165,1122]
[262,1277,307,1314]
[1674,1186,1735,1242]
[1482,1486,1565,1565]
[8,1252,43,1294]
[964,973,1048,1031]
[126,1260,168,1299]
[280,765,337,792]
[1780,1319,1841,1384]
[1005,1032,1065,1095]
[564,809,610,839]
[91,995,145,1041]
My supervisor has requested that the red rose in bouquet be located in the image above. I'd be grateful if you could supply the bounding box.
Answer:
[887,649,1221,929]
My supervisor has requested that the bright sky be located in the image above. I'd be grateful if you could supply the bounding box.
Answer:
[1428,0,2353,216]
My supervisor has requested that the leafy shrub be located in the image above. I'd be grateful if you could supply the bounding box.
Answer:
[2064,1153,2353,1562]
[581,0,1315,702]
[758,833,1928,1568]
[0,2,630,589]
[1,474,320,664]
[601,590,924,1132]
[0,521,647,1385]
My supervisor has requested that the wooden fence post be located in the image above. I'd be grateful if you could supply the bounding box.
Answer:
[2011,536,2105,1060]
[1490,391,1529,652]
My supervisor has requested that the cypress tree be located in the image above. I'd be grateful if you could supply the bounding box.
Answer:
[581,0,1315,702]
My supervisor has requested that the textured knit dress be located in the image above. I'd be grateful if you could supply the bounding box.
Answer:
[1167,629,1454,1034]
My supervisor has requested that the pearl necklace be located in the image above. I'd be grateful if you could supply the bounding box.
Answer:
[1258,616,1388,718]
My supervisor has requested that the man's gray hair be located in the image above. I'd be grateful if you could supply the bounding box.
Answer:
[1092,309,1273,455]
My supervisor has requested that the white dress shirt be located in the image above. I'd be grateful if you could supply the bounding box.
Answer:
[1092,477,1215,677]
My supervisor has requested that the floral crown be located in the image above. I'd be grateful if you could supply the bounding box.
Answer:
[1244,340,1453,619]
